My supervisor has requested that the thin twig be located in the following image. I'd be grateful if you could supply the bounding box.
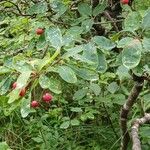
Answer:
[41,45,49,59]
[94,19,123,25]
[103,10,119,32]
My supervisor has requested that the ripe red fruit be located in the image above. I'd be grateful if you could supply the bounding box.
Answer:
[42,93,53,103]
[36,28,44,35]
[12,82,17,89]
[31,100,39,108]
[121,0,129,4]
[19,88,26,97]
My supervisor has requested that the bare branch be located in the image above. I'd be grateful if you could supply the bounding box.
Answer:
[131,113,150,150]
[120,79,144,150]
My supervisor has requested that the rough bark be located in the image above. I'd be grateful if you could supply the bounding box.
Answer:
[120,80,144,150]
[131,113,150,150]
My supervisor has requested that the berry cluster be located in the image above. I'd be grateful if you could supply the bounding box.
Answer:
[31,93,53,108]
[12,82,53,109]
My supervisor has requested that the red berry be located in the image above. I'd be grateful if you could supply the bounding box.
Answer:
[42,93,53,103]
[36,28,44,35]
[19,88,26,97]
[12,82,17,89]
[31,100,39,108]
[121,0,129,4]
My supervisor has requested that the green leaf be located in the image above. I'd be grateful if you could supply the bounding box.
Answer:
[0,76,13,95]
[82,43,97,63]
[36,35,47,50]
[0,66,11,75]
[142,37,150,52]
[97,51,107,73]
[52,2,68,19]
[80,114,88,121]
[5,99,21,115]
[122,39,142,69]
[37,54,51,71]
[107,82,119,94]
[39,74,50,89]
[70,119,80,126]
[78,3,92,16]
[93,1,107,16]
[86,112,95,120]
[48,77,62,94]
[60,121,70,129]
[72,54,94,64]
[111,94,126,105]
[89,83,101,96]
[70,107,83,112]
[16,71,31,88]
[142,9,150,31]
[39,74,61,94]
[140,126,150,139]
[28,2,48,14]
[81,19,94,33]
[20,96,31,118]
[116,65,130,80]
[45,27,62,49]
[46,66,59,73]
[62,116,70,121]
[58,66,77,83]
[117,37,134,48]
[71,16,88,26]
[62,34,74,46]
[65,26,83,37]
[32,137,43,143]
[63,45,84,58]
[14,61,33,73]
[70,66,99,81]
[0,96,8,108]
[73,89,88,100]
[92,36,116,51]
[124,12,141,31]
[8,89,20,104]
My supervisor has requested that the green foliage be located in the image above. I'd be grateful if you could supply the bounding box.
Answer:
[0,142,11,150]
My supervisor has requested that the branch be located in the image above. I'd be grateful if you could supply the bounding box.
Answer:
[7,1,23,15]
[44,0,53,13]
[120,79,144,150]
[131,113,150,150]
[103,10,119,32]
[41,45,49,59]
[94,19,123,25]
[142,74,150,82]
[1,0,34,17]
